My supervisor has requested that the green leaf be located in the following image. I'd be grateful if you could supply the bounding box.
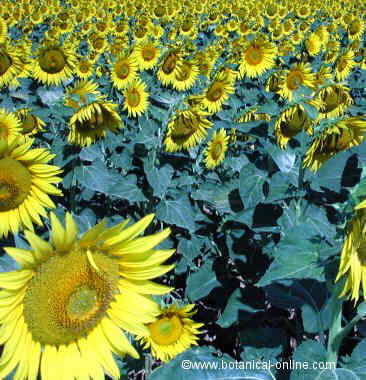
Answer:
[290,340,350,380]
[108,175,146,203]
[217,289,263,328]
[156,194,196,232]
[186,260,220,301]
[145,163,174,199]
[150,347,275,380]
[341,339,366,379]
[239,164,267,209]
[257,228,325,286]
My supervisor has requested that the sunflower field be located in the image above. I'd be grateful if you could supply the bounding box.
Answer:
[2,0,366,379]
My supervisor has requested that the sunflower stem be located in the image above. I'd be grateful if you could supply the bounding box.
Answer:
[326,282,345,365]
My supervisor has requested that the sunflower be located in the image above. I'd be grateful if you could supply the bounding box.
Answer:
[164,108,212,152]
[305,32,322,57]
[278,62,316,101]
[133,41,160,71]
[0,212,175,379]
[323,40,340,64]
[335,50,356,81]
[157,50,183,87]
[348,18,365,41]
[113,20,129,37]
[15,108,46,136]
[0,136,62,238]
[32,40,77,85]
[238,38,277,79]
[313,65,334,88]
[138,304,203,362]
[65,79,100,109]
[68,96,123,147]
[336,207,366,303]
[0,108,21,139]
[316,84,353,119]
[204,129,229,169]
[304,117,366,171]
[110,54,138,90]
[171,60,199,92]
[201,79,235,114]
[236,107,271,123]
[74,57,94,79]
[0,43,24,88]
[123,79,149,118]
[274,102,316,148]
[0,17,7,44]
[314,25,329,47]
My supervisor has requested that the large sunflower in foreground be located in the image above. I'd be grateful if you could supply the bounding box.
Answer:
[238,38,277,79]
[304,117,366,171]
[336,206,366,303]
[0,136,63,237]
[0,212,175,379]
[164,108,212,152]
[204,128,229,169]
[123,79,149,118]
[31,40,77,85]
[138,304,203,362]
[0,108,21,139]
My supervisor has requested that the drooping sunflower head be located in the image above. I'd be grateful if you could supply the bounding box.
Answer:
[122,78,149,118]
[204,128,230,169]
[68,97,123,146]
[0,212,175,379]
[15,108,46,136]
[304,117,366,171]
[238,38,277,79]
[32,40,77,85]
[0,136,62,237]
[164,108,213,152]
[316,84,353,119]
[110,54,138,90]
[138,303,203,362]
[336,208,366,303]
[275,103,314,148]
[65,79,100,109]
